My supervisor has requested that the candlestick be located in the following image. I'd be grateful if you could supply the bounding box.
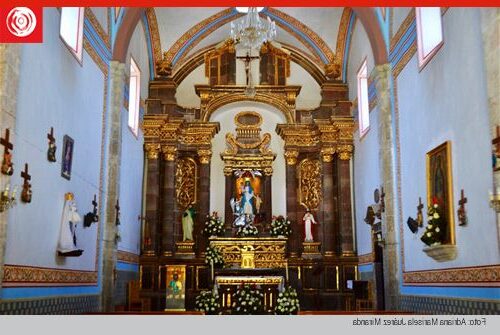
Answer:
[211,260,214,281]
[285,262,289,282]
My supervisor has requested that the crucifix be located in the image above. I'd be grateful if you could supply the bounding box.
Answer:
[457,189,468,226]
[20,163,32,203]
[416,197,424,226]
[237,51,260,86]
[115,199,121,226]
[1,128,14,175]
[380,186,386,213]
[84,194,99,227]
[47,127,57,162]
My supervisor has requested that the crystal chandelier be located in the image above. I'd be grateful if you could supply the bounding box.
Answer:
[230,7,277,50]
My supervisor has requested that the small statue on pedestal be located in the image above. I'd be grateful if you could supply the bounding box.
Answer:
[182,203,195,241]
[302,209,317,242]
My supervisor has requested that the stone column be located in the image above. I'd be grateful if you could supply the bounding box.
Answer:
[161,146,177,256]
[197,149,211,255]
[480,9,500,246]
[285,150,299,257]
[0,45,21,293]
[102,61,126,312]
[337,148,355,256]
[321,149,335,256]
[143,144,160,256]
[375,63,399,310]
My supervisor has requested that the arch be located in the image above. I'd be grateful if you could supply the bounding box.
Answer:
[202,92,295,124]
[113,7,388,67]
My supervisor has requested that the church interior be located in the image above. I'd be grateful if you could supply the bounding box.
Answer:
[0,7,499,315]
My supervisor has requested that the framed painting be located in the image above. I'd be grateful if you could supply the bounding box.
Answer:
[61,135,74,180]
[426,141,455,244]
[165,265,186,311]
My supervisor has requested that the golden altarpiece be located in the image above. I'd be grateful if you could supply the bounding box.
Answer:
[139,41,358,311]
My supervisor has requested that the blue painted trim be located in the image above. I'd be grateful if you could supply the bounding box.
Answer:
[389,21,417,65]
[117,262,139,272]
[0,286,100,300]
[263,10,329,64]
[358,263,374,272]
[375,8,390,52]
[342,12,356,82]
[400,285,500,300]
[84,17,111,59]
[171,11,238,65]
[141,14,155,81]
[84,27,111,65]
[111,7,125,49]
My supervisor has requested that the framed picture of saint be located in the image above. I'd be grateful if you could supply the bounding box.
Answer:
[426,141,455,244]
[61,135,74,180]
[165,265,186,311]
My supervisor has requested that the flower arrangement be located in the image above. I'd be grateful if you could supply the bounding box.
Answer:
[203,212,225,237]
[275,286,300,315]
[205,245,224,267]
[420,199,446,246]
[269,215,292,237]
[236,224,258,237]
[195,290,221,315]
[231,285,264,315]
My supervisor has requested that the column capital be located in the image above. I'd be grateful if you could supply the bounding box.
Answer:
[320,147,336,162]
[161,145,177,161]
[337,144,353,160]
[144,143,161,160]
[197,149,212,164]
[284,149,299,165]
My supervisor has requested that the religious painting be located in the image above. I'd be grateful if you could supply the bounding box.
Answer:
[61,135,74,180]
[426,141,455,244]
[165,265,186,311]
[234,173,262,213]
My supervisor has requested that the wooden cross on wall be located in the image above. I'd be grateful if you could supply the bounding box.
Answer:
[47,127,55,144]
[115,199,121,226]
[416,197,424,226]
[21,163,31,185]
[457,189,468,226]
[92,194,98,210]
[380,186,386,213]
[237,52,260,86]
[1,128,13,154]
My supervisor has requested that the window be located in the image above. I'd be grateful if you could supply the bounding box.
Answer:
[128,58,141,137]
[357,60,370,137]
[416,7,444,69]
[60,7,84,62]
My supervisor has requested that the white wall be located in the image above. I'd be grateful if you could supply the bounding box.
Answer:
[4,8,104,271]
[209,102,287,219]
[398,8,498,271]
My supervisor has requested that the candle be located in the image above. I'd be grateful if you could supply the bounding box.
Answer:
[211,260,214,281]
[285,262,289,282]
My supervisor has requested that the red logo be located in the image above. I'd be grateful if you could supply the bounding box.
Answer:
[0,7,42,43]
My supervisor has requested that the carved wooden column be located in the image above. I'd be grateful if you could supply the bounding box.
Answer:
[143,144,161,255]
[197,149,211,255]
[285,150,299,257]
[263,173,272,223]
[337,146,354,256]
[321,148,336,257]
[161,145,177,256]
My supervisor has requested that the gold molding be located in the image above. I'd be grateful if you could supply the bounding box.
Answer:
[175,157,197,210]
[337,144,353,160]
[195,85,300,124]
[320,147,336,162]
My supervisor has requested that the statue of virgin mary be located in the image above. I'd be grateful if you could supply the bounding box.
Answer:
[240,180,255,216]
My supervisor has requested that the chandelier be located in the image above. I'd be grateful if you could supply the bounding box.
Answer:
[230,7,277,50]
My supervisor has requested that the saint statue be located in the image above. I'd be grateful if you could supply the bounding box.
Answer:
[302,209,317,242]
[1,151,14,175]
[255,193,262,214]
[57,193,83,257]
[47,141,57,162]
[240,180,255,216]
[182,204,195,241]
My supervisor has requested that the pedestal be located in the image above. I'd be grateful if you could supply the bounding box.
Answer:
[302,242,321,258]
[175,241,195,257]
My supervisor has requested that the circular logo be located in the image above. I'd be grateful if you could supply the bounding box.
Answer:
[6,7,37,38]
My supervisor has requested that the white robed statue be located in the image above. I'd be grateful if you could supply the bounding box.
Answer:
[302,209,317,242]
[230,179,257,227]
[182,204,195,241]
[57,193,83,257]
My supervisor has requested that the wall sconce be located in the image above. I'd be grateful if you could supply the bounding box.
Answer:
[0,184,17,213]
[489,189,500,213]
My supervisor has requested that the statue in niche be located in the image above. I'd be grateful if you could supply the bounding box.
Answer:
[302,209,318,242]
[182,203,195,241]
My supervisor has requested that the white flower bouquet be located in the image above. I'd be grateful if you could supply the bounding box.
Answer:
[231,285,264,314]
[205,246,224,267]
[195,290,221,315]
[203,212,225,237]
[236,224,259,237]
[269,215,292,237]
[275,286,300,315]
